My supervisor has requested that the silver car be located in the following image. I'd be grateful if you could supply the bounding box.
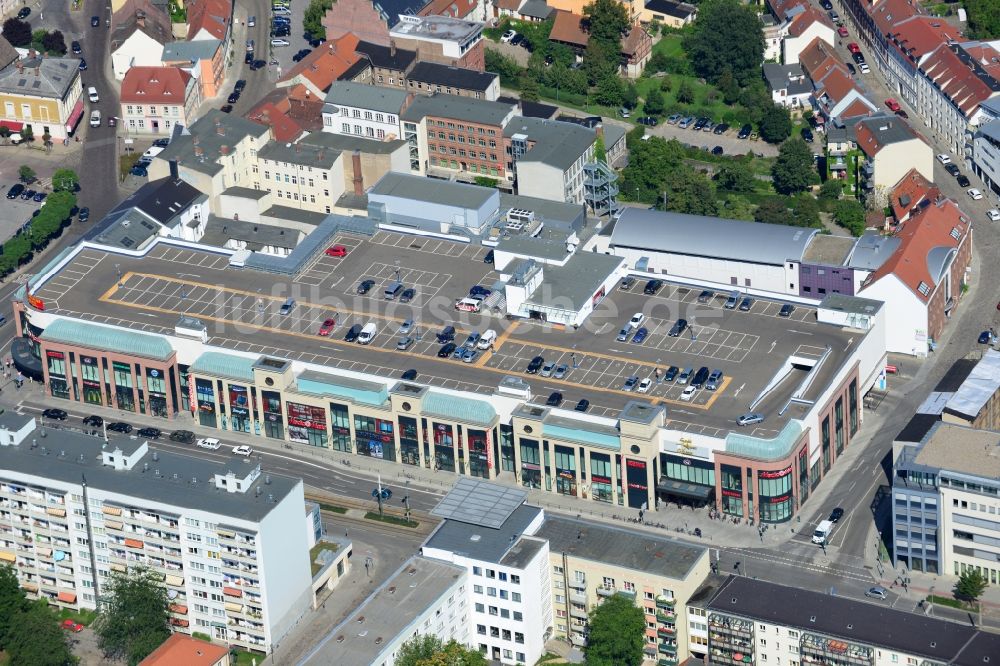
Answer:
[540,362,556,377]
[398,319,414,335]
[396,336,414,351]
[865,586,887,600]
[553,364,569,379]
[462,349,478,363]
[737,412,764,426]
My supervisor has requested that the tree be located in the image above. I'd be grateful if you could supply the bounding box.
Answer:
[665,166,718,216]
[6,601,76,666]
[832,199,866,236]
[683,0,764,86]
[18,165,36,183]
[818,179,843,203]
[758,104,792,143]
[955,569,989,604]
[474,176,499,188]
[583,0,630,49]
[717,67,740,105]
[791,194,821,228]
[594,72,626,107]
[623,83,639,110]
[965,0,1000,40]
[0,564,27,647]
[584,593,645,666]
[94,567,170,665]
[485,48,523,85]
[771,138,815,195]
[396,635,488,666]
[42,30,66,55]
[676,79,695,104]
[715,161,756,193]
[519,75,540,101]
[302,0,333,40]
[754,197,790,225]
[595,133,606,163]
[583,38,619,85]
[52,168,79,192]
[2,18,31,47]
[643,88,666,117]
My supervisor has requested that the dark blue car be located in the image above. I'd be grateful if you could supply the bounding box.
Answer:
[979,331,993,344]
[631,327,649,344]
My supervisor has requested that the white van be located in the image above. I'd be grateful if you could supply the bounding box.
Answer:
[196,437,221,450]
[477,329,497,349]
[455,297,482,313]
[88,86,99,103]
[812,519,834,545]
[357,322,378,344]
[89,110,101,127]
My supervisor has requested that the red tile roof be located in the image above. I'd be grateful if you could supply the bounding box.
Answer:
[419,0,479,19]
[889,168,940,221]
[186,0,231,41]
[839,97,876,119]
[788,6,833,38]
[886,16,959,64]
[769,0,807,22]
[280,34,362,93]
[870,0,919,37]
[549,10,589,48]
[246,84,323,142]
[799,36,842,82]
[120,66,192,104]
[495,0,521,9]
[817,67,858,105]
[920,44,998,117]
[863,198,970,302]
[139,634,228,666]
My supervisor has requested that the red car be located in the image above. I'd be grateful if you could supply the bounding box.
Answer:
[318,318,336,336]
[837,26,848,37]
[324,245,347,257]
[847,42,861,54]
[885,98,901,112]
[61,620,84,632]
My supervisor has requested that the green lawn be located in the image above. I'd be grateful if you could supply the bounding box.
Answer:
[652,33,684,58]
[232,650,262,666]
[634,75,751,126]
[309,541,341,576]
[56,607,97,625]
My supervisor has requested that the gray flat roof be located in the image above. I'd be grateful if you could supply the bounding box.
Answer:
[539,515,705,580]
[222,186,270,200]
[525,252,624,311]
[261,205,331,227]
[818,293,883,316]
[324,81,410,113]
[498,235,569,261]
[705,576,978,662]
[200,215,297,251]
[498,193,586,229]
[611,208,818,266]
[162,39,221,63]
[298,132,407,155]
[943,349,1000,421]
[0,425,299,522]
[432,477,527,528]
[369,171,495,209]
[914,422,1000,479]
[424,503,542,564]
[302,556,467,666]
[258,138,340,169]
[504,117,596,170]
[802,233,856,265]
[390,14,482,42]
[402,93,515,126]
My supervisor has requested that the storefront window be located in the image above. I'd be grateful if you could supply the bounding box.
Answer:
[849,379,858,435]
[355,414,396,460]
[468,428,490,479]
[822,416,831,472]
[519,438,541,489]
[499,425,515,472]
[835,398,844,455]
[757,466,794,523]
[46,351,70,399]
[330,402,351,452]
[228,385,252,433]
[146,368,169,417]
[195,378,216,427]
[553,445,577,496]
[261,390,283,439]
[399,415,420,465]
[288,402,328,447]
[721,464,743,517]
[81,356,102,406]
[431,422,455,472]
[114,361,135,412]
[798,447,809,503]
[624,459,648,509]
[178,365,191,411]
[590,452,613,503]
[663,455,716,486]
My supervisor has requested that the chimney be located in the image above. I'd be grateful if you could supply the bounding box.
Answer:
[15,60,22,72]
[595,125,604,140]
[169,159,179,180]
[234,213,239,221]
[216,120,225,136]
[136,12,146,28]
[352,149,364,196]
[194,145,204,158]
[390,40,397,57]
[220,145,229,155]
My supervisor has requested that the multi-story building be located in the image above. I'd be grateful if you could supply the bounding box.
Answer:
[421,479,552,666]
[688,575,1000,666]
[503,117,597,205]
[161,39,226,102]
[0,55,84,141]
[354,40,417,89]
[389,14,486,72]
[0,412,313,654]
[120,66,202,136]
[540,515,709,662]
[406,61,500,101]
[853,114,934,191]
[321,81,409,140]
[109,0,174,80]
[302,556,469,666]
[401,93,516,177]
[254,139,346,214]
[971,100,1000,196]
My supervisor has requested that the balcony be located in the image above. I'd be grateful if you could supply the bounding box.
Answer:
[596,586,615,597]
[658,643,677,655]
[567,576,586,590]
[570,591,587,605]
[570,605,588,620]
[656,595,675,609]
[656,611,676,624]
[658,659,679,666]
[657,626,676,638]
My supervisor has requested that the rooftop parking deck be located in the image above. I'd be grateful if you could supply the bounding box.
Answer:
[28,231,861,436]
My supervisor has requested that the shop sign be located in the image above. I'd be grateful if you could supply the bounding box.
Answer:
[591,475,611,484]
[759,466,792,479]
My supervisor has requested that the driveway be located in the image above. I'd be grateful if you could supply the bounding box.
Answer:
[646,121,780,157]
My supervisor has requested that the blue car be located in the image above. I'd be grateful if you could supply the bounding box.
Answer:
[631,327,648,344]
[979,331,993,344]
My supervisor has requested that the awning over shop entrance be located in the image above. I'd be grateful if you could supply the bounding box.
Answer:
[0,120,23,132]
[656,478,715,502]
[11,337,43,381]
[65,100,85,134]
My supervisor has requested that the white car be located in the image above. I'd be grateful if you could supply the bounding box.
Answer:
[936,153,952,165]
[628,312,645,328]
[968,188,984,201]
[196,437,221,450]
[270,38,290,47]
[232,445,254,457]
[500,30,516,43]
[987,209,1000,222]
[858,62,870,74]
[637,378,653,393]
[680,385,697,401]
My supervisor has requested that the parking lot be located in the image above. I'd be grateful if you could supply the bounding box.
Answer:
[33,231,855,432]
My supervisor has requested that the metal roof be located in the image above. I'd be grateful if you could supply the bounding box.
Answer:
[406,61,499,92]
[369,171,497,210]
[943,349,1000,421]
[40,319,174,361]
[323,81,410,113]
[725,420,805,461]
[422,391,497,426]
[610,208,818,266]
[503,116,596,170]
[0,57,81,99]
[847,230,900,270]
[401,92,515,126]
[189,351,257,382]
[161,39,221,63]
[296,369,389,407]
[431,477,527,528]
[542,421,620,450]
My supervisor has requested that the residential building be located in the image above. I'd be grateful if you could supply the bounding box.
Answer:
[321,82,410,140]
[400,93,517,177]
[854,114,933,191]
[389,14,486,72]
[763,63,811,109]
[120,66,201,136]
[770,3,835,65]
[296,132,410,208]
[880,15,959,109]
[161,39,226,101]
[186,0,232,43]
[548,11,651,78]
[110,0,173,80]
[278,35,364,98]
[139,634,230,666]
[321,0,391,48]
[508,0,555,23]
[354,40,417,89]
[0,412,313,654]
[254,138,346,214]
[419,0,487,22]
[421,479,552,666]
[503,117,597,205]
[972,114,1000,197]
[406,61,500,100]
[541,515,709,660]
[0,55,84,141]
[301,556,469,666]
[687,575,1000,666]
[888,168,940,226]
[245,84,325,143]
[148,110,271,213]
[917,41,1000,155]
[94,176,211,249]
[858,198,972,355]
[636,0,697,29]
